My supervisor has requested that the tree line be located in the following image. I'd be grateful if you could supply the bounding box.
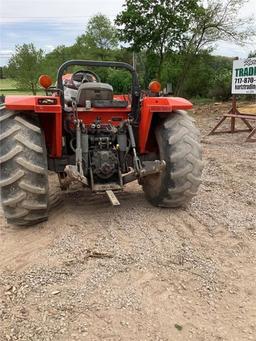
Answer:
[3,0,256,98]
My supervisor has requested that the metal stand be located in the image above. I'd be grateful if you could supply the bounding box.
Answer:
[209,95,256,142]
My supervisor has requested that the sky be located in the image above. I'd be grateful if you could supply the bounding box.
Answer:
[0,0,256,67]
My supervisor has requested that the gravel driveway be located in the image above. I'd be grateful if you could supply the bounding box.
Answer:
[0,102,255,341]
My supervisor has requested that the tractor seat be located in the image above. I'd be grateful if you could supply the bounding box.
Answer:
[76,83,128,108]
[76,82,113,106]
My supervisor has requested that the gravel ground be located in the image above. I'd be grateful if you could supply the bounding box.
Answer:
[0,101,256,341]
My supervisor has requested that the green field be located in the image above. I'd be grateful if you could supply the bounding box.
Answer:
[0,78,44,95]
[0,78,17,90]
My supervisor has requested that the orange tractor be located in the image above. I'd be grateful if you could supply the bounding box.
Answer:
[0,60,203,226]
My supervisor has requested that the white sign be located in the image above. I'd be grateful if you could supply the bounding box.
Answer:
[232,58,256,95]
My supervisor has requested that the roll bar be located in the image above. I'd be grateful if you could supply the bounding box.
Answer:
[57,60,141,121]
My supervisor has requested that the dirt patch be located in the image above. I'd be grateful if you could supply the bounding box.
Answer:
[0,101,256,341]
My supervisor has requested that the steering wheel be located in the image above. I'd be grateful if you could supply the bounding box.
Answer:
[71,70,101,85]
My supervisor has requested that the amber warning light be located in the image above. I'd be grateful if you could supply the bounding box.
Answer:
[39,74,53,89]
[149,80,161,93]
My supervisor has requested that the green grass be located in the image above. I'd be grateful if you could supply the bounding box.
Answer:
[0,78,17,90]
[0,78,44,95]
[1,90,44,95]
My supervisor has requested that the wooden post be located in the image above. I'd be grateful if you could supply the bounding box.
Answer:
[230,95,236,132]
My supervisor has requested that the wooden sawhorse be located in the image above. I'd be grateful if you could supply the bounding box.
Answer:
[209,96,256,142]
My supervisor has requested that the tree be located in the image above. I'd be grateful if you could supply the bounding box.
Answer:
[42,15,129,84]
[75,14,118,60]
[116,0,255,94]
[8,44,44,94]
[106,69,132,93]
[175,0,256,94]
[115,0,199,77]
[42,45,77,79]
[179,54,232,99]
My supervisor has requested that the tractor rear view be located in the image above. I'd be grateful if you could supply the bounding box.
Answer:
[0,60,203,226]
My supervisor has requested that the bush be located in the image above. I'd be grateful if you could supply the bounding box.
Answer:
[105,69,132,93]
[208,69,232,100]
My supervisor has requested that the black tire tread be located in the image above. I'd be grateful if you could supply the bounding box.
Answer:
[162,111,203,206]
[0,106,49,226]
[142,110,203,207]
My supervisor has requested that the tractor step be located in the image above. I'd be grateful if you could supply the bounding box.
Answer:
[106,190,120,206]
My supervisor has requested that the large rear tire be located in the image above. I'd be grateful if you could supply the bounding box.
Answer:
[0,106,49,226]
[142,111,203,207]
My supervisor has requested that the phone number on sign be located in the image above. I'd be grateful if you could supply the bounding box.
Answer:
[235,77,256,84]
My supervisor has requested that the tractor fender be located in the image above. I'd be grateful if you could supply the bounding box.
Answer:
[139,96,193,153]
[4,95,62,113]
[4,95,63,158]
